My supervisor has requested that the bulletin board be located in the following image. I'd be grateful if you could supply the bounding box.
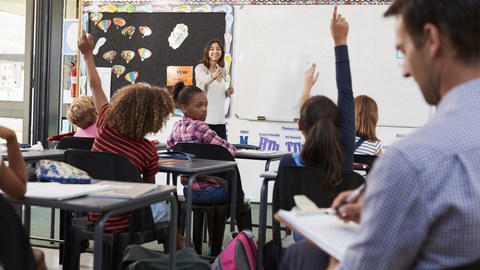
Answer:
[85,12,226,96]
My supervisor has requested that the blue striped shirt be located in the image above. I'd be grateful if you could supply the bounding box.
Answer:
[340,77,480,269]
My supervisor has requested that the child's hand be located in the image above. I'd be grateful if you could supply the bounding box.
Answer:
[78,30,95,56]
[304,63,319,90]
[0,125,16,141]
[330,5,349,46]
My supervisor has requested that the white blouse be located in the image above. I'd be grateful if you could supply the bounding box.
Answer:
[194,64,226,125]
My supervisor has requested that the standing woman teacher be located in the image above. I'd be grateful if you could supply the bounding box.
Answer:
[195,39,234,140]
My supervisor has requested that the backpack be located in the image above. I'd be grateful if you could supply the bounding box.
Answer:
[212,230,260,270]
[120,245,210,270]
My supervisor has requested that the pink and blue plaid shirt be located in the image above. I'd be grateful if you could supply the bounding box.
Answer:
[167,117,237,190]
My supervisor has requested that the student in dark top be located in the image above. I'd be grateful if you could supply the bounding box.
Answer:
[278,5,355,176]
[279,6,355,270]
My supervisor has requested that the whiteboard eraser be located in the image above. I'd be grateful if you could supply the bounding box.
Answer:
[257,116,266,120]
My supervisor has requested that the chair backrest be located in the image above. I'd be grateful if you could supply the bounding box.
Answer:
[0,195,36,270]
[232,143,259,150]
[173,142,235,162]
[63,149,142,182]
[173,142,238,181]
[271,166,365,263]
[63,150,151,231]
[57,137,95,150]
[353,154,378,173]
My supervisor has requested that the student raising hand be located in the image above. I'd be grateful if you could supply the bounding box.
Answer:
[331,5,349,46]
[0,125,27,199]
[300,63,320,108]
[78,30,94,56]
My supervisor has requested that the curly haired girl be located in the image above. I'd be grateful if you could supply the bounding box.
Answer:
[78,30,174,231]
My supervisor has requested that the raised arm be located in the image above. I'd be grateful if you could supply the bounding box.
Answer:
[0,126,26,198]
[331,6,355,170]
[78,31,109,113]
[300,63,320,109]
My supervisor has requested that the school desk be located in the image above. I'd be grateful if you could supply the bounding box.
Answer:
[158,158,238,247]
[7,182,178,270]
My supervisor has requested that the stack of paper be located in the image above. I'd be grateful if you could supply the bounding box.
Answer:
[26,182,111,200]
[90,181,158,199]
[275,209,359,260]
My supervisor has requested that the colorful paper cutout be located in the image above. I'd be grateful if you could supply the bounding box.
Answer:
[137,48,152,61]
[112,65,126,78]
[103,50,116,63]
[121,50,135,64]
[97,20,111,33]
[125,71,138,84]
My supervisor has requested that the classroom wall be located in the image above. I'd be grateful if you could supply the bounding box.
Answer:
[150,3,431,202]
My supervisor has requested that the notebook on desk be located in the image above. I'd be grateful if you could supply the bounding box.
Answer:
[25,182,111,200]
[89,181,158,199]
[275,209,359,260]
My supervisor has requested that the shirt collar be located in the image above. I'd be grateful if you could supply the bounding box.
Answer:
[434,77,480,119]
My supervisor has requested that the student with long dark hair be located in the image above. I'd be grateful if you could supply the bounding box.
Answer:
[277,5,355,196]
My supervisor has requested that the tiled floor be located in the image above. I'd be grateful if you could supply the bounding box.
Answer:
[33,202,273,269]
[40,247,93,270]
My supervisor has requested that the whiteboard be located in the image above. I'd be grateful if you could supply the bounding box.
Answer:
[233,5,431,127]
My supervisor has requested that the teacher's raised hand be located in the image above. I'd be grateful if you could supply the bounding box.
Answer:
[211,65,223,80]
[330,5,349,46]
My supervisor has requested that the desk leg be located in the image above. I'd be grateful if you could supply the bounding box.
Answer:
[230,168,237,232]
[265,160,272,172]
[185,174,197,247]
[93,214,107,270]
[257,178,270,270]
[167,194,177,270]
[24,205,31,235]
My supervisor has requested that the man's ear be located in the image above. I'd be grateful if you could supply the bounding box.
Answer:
[423,23,441,58]
[298,119,303,131]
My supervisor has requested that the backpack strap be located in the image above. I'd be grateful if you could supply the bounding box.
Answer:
[355,138,365,150]
[292,153,305,167]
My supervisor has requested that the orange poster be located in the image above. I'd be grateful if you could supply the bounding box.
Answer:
[167,66,193,86]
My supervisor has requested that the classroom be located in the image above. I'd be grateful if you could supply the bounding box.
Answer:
[3,0,480,269]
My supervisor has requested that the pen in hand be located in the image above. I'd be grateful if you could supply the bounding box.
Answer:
[333,184,366,220]
[343,183,366,204]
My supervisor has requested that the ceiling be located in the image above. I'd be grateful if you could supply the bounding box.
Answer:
[0,0,26,16]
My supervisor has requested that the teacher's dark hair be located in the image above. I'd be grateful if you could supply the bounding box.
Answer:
[199,39,225,68]
[300,95,343,194]
[174,85,205,106]
[385,0,480,62]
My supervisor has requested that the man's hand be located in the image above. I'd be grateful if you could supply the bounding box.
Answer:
[331,190,364,224]
[330,5,349,46]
